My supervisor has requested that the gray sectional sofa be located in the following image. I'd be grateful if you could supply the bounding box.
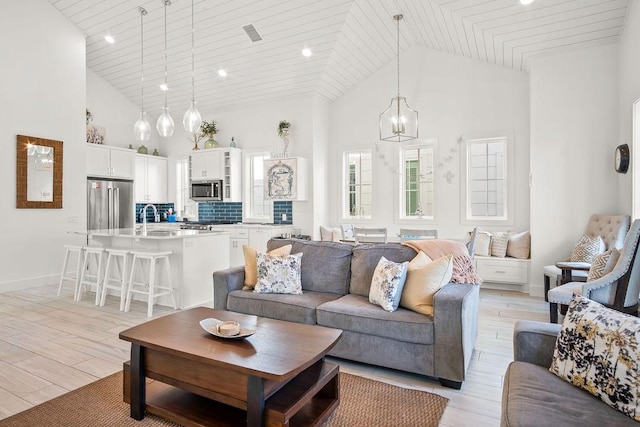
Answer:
[501,320,638,426]
[213,239,480,389]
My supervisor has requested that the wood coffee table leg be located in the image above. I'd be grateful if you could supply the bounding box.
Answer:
[130,344,146,420]
[247,375,265,427]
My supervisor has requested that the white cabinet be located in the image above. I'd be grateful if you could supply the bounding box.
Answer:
[87,144,135,179]
[263,157,308,201]
[223,148,242,202]
[135,154,168,203]
[190,150,222,181]
[229,228,249,267]
[475,256,530,285]
[222,225,295,268]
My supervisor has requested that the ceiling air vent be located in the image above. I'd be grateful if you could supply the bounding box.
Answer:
[242,24,263,42]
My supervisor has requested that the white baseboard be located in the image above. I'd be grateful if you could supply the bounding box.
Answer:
[0,275,58,294]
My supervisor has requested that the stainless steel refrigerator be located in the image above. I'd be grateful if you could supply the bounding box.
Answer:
[87,178,134,230]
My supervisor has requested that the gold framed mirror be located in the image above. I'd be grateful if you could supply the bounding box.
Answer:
[16,134,63,208]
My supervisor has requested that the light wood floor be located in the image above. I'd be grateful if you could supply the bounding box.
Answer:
[0,284,549,425]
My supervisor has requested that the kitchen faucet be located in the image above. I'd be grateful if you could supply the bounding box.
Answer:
[140,204,159,233]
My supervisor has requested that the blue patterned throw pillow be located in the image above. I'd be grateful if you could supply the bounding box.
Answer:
[369,256,409,312]
[254,252,303,294]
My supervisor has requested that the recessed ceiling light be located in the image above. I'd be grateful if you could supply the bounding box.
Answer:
[218,69,227,77]
[159,83,168,91]
[520,0,534,5]
[302,48,312,57]
[104,35,115,44]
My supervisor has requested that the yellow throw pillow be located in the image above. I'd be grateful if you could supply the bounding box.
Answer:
[243,244,292,289]
[400,253,453,316]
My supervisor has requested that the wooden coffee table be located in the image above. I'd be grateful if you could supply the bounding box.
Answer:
[119,307,342,427]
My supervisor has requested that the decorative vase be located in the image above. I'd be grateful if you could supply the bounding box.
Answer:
[152,148,159,156]
[137,144,148,154]
[230,137,236,148]
[205,137,219,149]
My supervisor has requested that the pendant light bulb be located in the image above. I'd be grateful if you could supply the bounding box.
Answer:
[134,112,151,142]
[183,100,202,133]
[157,106,175,137]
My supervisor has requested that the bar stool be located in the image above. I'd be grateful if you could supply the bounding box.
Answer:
[76,247,104,304]
[58,245,84,297]
[100,249,130,311]
[125,250,177,317]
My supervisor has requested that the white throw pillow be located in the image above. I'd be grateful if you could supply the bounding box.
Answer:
[491,232,510,258]
[506,231,531,259]
[570,235,605,263]
[254,252,303,294]
[369,256,409,312]
[475,231,492,257]
[550,295,640,422]
[400,253,453,316]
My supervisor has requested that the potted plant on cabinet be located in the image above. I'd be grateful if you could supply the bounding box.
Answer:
[201,120,219,149]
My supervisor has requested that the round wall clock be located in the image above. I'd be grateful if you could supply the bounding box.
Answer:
[615,144,630,174]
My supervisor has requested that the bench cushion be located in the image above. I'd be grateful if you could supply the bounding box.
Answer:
[501,362,637,427]
[227,290,342,325]
[316,294,433,345]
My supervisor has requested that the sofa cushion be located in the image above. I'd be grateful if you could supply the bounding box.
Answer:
[254,252,303,294]
[267,239,353,294]
[349,243,417,297]
[502,361,638,427]
[227,290,342,325]
[316,294,434,345]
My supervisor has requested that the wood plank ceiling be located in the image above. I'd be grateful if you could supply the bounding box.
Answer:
[48,0,631,116]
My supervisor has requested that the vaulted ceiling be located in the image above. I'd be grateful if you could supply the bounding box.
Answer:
[49,0,632,116]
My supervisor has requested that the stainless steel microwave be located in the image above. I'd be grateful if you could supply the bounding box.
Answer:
[190,180,223,201]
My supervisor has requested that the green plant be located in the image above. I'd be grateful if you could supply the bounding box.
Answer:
[277,120,291,137]
[86,108,93,124]
[200,120,218,137]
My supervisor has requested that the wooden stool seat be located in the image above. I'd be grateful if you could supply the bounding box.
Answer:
[100,249,130,311]
[58,245,84,297]
[125,250,177,317]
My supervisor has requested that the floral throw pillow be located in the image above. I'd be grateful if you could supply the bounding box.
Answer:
[550,294,640,421]
[369,256,409,312]
[570,235,605,263]
[254,252,303,294]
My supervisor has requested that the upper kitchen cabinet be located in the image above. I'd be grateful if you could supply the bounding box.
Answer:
[190,150,222,181]
[223,148,242,203]
[87,144,135,179]
[263,157,308,201]
[135,154,167,203]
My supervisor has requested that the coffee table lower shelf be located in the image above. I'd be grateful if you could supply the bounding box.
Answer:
[123,361,340,427]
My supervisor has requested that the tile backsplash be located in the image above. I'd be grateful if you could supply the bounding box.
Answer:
[136,203,175,223]
[196,201,293,224]
[273,201,293,225]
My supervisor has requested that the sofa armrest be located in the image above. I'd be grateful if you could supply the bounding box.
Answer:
[433,283,480,383]
[513,320,561,368]
[213,266,245,310]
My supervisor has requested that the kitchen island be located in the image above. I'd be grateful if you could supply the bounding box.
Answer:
[86,227,230,309]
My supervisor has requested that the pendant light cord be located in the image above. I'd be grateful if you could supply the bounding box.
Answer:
[163,0,169,108]
[396,15,400,97]
[190,0,195,102]
[139,7,147,113]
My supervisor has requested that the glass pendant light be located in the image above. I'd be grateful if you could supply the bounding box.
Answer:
[133,7,151,142]
[183,0,202,133]
[156,0,175,138]
[379,14,418,142]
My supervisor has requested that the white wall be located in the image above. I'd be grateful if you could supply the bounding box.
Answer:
[86,69,160,150]
[618,0,640,216]
[328,46,530,240]
[160,95,319,236]
[0,0,87,291]
[529,44,620,298]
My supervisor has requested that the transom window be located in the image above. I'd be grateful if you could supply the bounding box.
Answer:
[343,150,372,219]
[400,143,434,219]
[465,137,507,220]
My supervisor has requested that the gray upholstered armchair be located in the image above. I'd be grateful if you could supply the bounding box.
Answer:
[547,218,640,323]
[542,214,630,301]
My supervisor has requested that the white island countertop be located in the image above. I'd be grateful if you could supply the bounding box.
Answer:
[84,228,230,240]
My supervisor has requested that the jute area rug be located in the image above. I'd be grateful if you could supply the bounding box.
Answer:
[0,371,448,427]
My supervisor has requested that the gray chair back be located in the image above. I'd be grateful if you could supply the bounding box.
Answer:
[353,227,387,243]
[399,228,438,242]
[340,224,354,240]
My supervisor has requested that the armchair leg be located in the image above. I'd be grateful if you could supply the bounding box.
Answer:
[543,275,550,302]
[550,302,558,324]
